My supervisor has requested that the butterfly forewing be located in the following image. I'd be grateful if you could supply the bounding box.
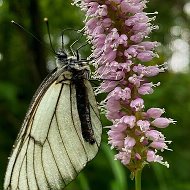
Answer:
[4,60,102,190]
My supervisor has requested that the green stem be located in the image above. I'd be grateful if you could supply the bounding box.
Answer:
[135,169,142,190]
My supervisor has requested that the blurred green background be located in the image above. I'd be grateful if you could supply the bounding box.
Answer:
[0,0,190,189]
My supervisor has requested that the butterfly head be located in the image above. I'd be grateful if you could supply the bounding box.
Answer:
[56,50,68,68]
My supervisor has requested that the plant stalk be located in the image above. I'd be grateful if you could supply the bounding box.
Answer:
[135,169,142,190]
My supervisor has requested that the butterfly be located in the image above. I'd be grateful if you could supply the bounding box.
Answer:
[4,21,102,190]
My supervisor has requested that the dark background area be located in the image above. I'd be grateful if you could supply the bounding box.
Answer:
[0,0,190,189]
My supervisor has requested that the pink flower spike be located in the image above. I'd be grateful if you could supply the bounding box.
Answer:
[74,0,174,171]
[147,108,165,119]
[152,117,176,128]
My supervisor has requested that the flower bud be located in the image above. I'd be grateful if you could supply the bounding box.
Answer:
[147,108,165,118]
[152,117,176,128]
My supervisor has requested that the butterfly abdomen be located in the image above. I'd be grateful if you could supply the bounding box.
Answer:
[74,77,95,145]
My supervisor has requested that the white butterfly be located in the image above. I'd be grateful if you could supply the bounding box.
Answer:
[4,48,102,189]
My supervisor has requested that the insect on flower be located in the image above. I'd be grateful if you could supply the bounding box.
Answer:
[4,19,102,190]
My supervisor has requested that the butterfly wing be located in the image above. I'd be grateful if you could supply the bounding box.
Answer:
[4,71,102,190]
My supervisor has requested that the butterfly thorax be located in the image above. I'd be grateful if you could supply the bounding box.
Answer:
[56,58,90,85]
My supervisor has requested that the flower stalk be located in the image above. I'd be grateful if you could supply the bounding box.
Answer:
[135,169,142,190]
[73,0,176,185]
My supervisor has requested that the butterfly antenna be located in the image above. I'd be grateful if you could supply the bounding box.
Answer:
[11,20,43,46]
[44,18,57,55]
[11,20,56,55]
[61,33,64,51]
